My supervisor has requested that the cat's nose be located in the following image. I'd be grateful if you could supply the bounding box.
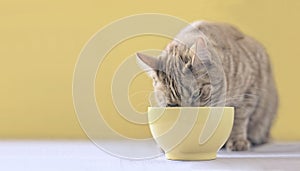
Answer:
[166,103,179,107]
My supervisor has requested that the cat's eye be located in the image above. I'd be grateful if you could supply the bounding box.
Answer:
[166,103,179,107]
[191,89,201,99]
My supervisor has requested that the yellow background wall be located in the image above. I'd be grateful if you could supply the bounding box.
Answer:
[0,0,299,140]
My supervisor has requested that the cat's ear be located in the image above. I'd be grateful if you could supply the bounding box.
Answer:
[190,36,207,51]
[190,37,211,67]
[136,52,159,74]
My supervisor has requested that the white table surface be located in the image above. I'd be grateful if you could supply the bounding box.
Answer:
[0,140,299,171]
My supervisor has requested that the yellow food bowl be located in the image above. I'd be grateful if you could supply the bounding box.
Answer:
[148,107,234,160]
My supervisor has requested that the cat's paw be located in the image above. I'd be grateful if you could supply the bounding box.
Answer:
[226,138,250,151]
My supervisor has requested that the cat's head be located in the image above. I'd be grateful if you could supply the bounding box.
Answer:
[136,38,212,107]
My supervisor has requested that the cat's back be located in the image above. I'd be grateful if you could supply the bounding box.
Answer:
[176,20,262,52]
[175,21,275,92]
[176,21,271,74]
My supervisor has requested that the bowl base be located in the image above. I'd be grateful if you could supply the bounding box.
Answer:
[165,152,217,161]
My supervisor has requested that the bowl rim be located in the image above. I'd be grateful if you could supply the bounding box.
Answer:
[148,107,234,110]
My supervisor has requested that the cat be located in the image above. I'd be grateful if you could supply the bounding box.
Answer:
[136,21,278,151]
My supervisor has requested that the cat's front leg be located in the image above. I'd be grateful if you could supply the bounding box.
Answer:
[226,107,251,151]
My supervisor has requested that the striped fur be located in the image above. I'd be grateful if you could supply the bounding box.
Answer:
[137,21,278,151]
